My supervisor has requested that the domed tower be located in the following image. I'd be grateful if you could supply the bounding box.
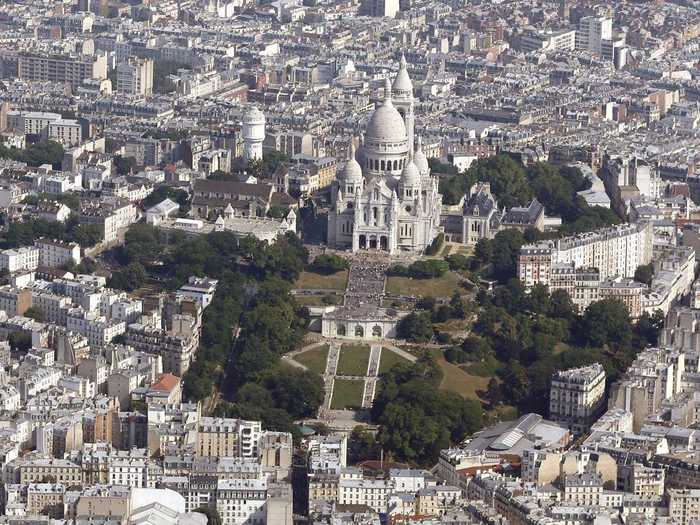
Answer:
[338,139,363,196]
[400,154,421,200]
[242,106,265,162]
[363,77,409,179]
[392,54,415,149]
[414,135,429,176]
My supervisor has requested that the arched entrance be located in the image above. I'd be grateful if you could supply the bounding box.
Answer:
[372,325,382,338]
[369,236,377,249]
[359,235,367,249]
[380,236,388,251]
[355,325,364,337]
[337,324,346,336]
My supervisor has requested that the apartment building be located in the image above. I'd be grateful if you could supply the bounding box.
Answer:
[338,478,395,513]
[17,52,108,87]
[575,16,613,55]
[0,286,31,316]
[0,246,39,273]
[66,308,126,347]
[519,29,576,53]
[196,417,262,458]
[31,291,71,325]
[609,347,685,432]
[48,119,82,147]
[27,483,66,518]
[123,324,198,376]
[20,458,83,484]
[7,111,61,136]
[216,478,268,525]
[79,199,137,243]
[518,222,653,288]
[116,57,153,95]
[549,364,606,435]
[35,238,81,268]
[669,488,700,524]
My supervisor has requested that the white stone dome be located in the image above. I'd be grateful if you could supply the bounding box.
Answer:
[414,136,429,174]
[392,54,413,96]
[340,141,363,184]
[365,79,407,143]
[243,106,265,125]
[401,158,421,187]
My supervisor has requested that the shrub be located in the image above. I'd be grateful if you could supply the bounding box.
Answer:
[310,254,349,275]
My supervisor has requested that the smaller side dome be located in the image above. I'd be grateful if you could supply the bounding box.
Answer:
[339,139,363,184]
[401,158,421,188]
[414,136,429,174]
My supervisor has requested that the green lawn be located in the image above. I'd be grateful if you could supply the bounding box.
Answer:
[378,348,411,374]
[294,345,329,375]
[385,271,462,298]
[330,379,365,409]
[294,270,348,291]
[428,348,490,401]
[336,344,371,376]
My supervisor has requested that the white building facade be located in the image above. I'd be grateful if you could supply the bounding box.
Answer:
[327,57,442,254]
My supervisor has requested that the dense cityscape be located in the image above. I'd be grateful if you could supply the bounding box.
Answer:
[1,0,700,524]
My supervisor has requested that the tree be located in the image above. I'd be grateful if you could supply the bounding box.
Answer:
[310,254,349,275]
[634,263,654,286]
[485,378,502,407]
[262,367,324,419]
[23,307,44,322]
[501,360,530,405]
[580,299,633,347]
[467,155,532,209]
[445,253,469,271]
[474,238,493,264]
[636,310,665,346]
[397,312,433,343]
[108,262,147,292]
[490,229,525,283]
[113,155,137,175]
[123,224,164,264]
[348,426,381,464]
[69,224,103,247]
[549,289,576,319]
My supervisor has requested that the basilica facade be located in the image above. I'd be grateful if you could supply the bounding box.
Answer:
[327,57,442,254]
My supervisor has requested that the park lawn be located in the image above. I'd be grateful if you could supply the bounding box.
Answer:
[294,345,329,375]
[385,271,462,298]
[294,270,348,291]
[553,342,570,355]
[378,348,411,374]
[485,404,518,425]
[337,344,371,376]
[330,379,364,409]
[428,348,491,401]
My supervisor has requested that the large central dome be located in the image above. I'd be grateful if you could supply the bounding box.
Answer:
[365,78,407,144]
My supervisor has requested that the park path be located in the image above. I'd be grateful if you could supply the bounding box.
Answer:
[321,341,342,410]
[379,342,417,363]
[362,344,382,408]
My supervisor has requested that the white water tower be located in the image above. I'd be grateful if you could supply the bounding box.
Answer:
[242,106,265,162]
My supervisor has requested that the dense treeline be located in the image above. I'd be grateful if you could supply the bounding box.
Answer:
[3,216,103,249]
[0,140,65,170]
[119,225,323,434]
[365,354,483,465]
[456,281,664,415]
[439,155,620,235]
